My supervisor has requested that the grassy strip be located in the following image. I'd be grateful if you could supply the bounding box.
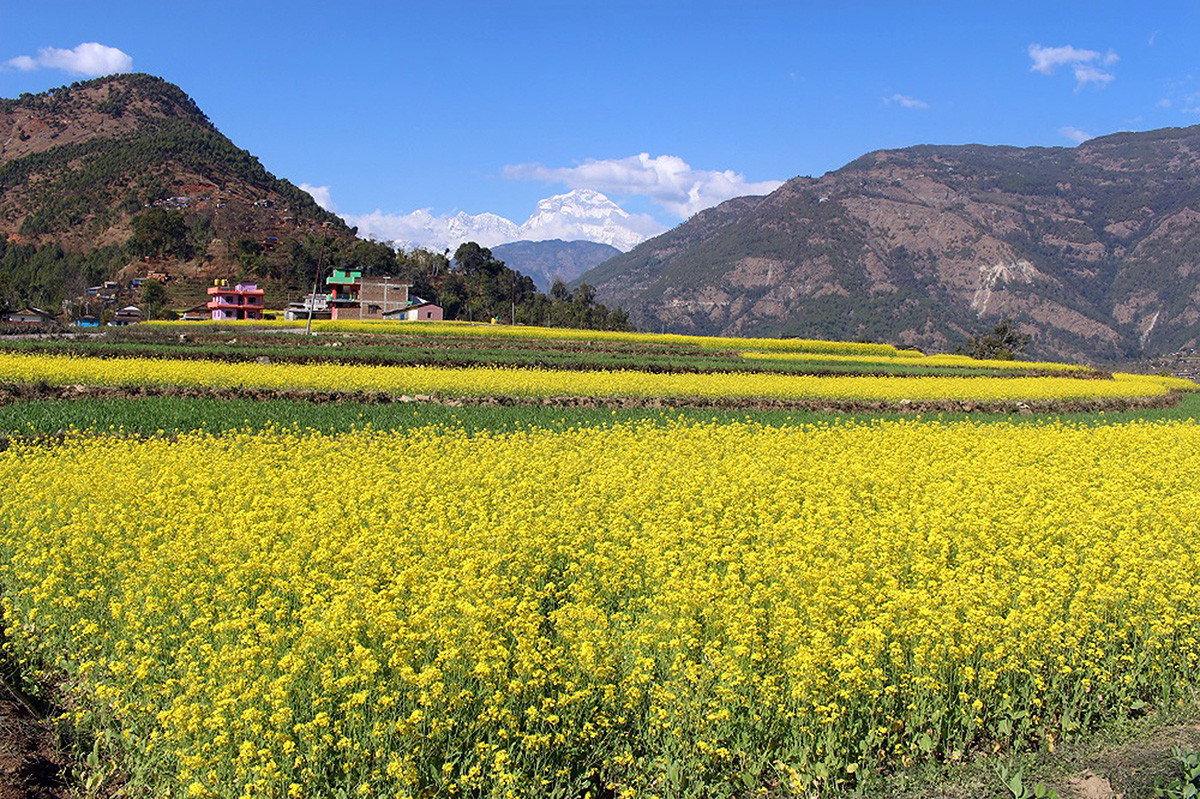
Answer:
[2,392,1198,437]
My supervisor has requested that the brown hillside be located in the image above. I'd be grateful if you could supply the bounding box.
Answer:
[582,129,1200,362]
[0,74,355,305]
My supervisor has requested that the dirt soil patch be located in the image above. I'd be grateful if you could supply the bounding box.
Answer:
[0,682,68,799]
[1053,722,1200,798]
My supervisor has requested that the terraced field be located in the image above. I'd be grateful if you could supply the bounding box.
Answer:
[0,320,1197,797]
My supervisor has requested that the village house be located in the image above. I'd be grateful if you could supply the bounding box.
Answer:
[326,269,411,320]
[283,292,331,321]
[206,280,264,321]
[109,306,143,326]
[87,281,122,301]
[1,307,56,326]
[382,297,444,321]
[179,302,211,322]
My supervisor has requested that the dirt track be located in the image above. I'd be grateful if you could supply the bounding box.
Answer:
[0,381,1184,415]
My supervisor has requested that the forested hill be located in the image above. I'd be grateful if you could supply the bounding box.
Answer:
[581,125,1200,362]
[0,73,355,310]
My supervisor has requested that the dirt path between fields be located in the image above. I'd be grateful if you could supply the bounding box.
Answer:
[0,382,1184,415]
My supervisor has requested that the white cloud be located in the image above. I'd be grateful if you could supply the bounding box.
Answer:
[347,208,518,251]
[343,189,664,253]
[883,93,930,109]
[3,42,132,77]
[299,184,336,212]
[1028,43,1117,89]
[1059,126,1093,144]
[1028,44,1098,74]
[503,153,784,219]
[1072,64,1115,89]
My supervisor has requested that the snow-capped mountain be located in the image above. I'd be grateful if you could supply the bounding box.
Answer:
[445,211,520,247]
[346,189,665,253]
[519,189,659,251]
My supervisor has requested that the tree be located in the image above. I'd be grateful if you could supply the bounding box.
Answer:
[128,208,191,260]
[387,241,632,330]
[453,242,504,277]
[549,278,571,302]
[350,239,397,274]
[958,318,1031,360]
[141,280,169,320]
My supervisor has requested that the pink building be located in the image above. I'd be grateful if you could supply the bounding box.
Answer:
[207,281,264,320]
[383,301,444,321]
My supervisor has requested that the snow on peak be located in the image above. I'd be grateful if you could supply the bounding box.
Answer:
[519,190,655,251]
[348,189,665,253]
[532,188,629,217]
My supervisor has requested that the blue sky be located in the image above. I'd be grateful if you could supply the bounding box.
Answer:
[3,1,1199,248]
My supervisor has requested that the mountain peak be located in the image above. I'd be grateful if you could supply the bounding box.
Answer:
[582,123,1200,361]
[2,73,211,129]
[521,190,651,250]
[0,72,348,272]
[533,188,629,216]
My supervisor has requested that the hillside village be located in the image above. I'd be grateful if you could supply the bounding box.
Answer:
[0,267,445,327]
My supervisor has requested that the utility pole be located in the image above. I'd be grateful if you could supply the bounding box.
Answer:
[306,236,328,336]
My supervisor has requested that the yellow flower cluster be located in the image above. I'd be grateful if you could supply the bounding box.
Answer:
[0,351,1189,402]
[743,351,1084,371]
[1,418,1198,796]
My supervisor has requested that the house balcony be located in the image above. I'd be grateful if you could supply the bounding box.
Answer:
[207,297,264,308]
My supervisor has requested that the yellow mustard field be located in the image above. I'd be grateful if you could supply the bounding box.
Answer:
[144,318,909,357]
[1,419,1199,797]
[742,351,1084,371]
[0,351,1190,402]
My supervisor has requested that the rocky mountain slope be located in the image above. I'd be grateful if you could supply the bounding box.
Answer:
[491,239,621,292]
[581,127,1200,361]
[0,74,354,308]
